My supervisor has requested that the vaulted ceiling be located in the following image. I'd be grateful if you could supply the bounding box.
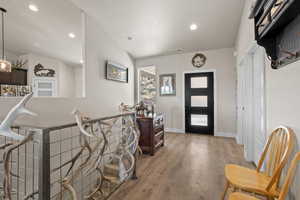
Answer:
[71,0,245,58]
[1,0,245,61]
[1,0,82,65]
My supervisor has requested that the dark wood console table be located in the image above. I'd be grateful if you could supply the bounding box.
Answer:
[0,68,27,85]
[137,113,164,156]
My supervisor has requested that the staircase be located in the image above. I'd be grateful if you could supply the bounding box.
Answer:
[103,157,127,183]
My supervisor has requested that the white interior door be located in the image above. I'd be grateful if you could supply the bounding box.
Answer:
[252,47,266,165]
[237,61,247,145]
[237,44,266,164]
[243,55,254,161]
[33,78,57,97]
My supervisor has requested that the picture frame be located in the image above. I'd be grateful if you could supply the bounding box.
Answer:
[105,61,128,83]
[0,85,32,97]
[17,85,32,96]
[0,85,17,96]
[159,73,176,96]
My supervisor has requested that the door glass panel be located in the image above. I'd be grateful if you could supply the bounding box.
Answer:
[191,77,207,88]
[37,90,53,97]
[191,114,208,126]
[191,96,208,107]
[37,82,52,89]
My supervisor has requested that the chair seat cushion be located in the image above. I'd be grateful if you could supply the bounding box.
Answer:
[225,164,280,197]
[229,192,259,200]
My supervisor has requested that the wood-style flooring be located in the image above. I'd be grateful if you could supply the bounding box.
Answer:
[109,133,252,200]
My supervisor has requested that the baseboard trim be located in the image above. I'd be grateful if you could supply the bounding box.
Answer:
[165,128,185,134]
[215,132,237,139]
[164,129,237,137]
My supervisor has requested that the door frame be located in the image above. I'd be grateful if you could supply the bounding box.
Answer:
[182,69,217,135]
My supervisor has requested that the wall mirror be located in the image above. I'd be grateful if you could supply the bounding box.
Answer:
[0,0,85,98]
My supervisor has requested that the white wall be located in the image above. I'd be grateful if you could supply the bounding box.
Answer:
[236,0,300,198]
[5,50,18,62]
[0,14,134,126]
[74,67,84,98]
[58,62,75,97]
[136,48,237,135]
[235,0,255,64]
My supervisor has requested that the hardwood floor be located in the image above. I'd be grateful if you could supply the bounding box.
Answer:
[109,133,252,200]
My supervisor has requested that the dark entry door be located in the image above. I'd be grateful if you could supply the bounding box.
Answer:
[185,72,214,134]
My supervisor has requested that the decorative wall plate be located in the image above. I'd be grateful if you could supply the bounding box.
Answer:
[192,53,207,68]
[34,63,55,77]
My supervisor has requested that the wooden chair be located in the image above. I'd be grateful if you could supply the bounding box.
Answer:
[229,151,300,200]
[221,126,295,200]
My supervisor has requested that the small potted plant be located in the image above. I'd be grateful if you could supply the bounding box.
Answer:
[11,59,28,71]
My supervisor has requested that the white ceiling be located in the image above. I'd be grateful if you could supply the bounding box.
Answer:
[71,0,245,59]
[1,0,82,65]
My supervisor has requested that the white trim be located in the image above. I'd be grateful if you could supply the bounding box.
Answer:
[165,128,185,134]
[182,69,217,135]
[81,11,87,98]
[215,132,237,139]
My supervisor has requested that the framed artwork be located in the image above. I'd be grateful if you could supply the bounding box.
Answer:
[17,85,32,96]
[159,74,176,96]
[0,85,17,96]
[105,61,128,83]
[0,85,32,97]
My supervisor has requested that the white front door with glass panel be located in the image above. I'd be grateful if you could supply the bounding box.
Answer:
[32,78,57,97]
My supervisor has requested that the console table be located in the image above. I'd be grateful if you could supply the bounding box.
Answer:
[137,113,164,156]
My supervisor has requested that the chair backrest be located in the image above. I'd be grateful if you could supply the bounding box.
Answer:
[256,126,295,191]
[278,152,300,200]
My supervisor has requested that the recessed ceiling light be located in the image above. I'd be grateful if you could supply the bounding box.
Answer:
[68,33,76,38]
[80,59,84,64]
[190,24,198,31]
[28,4,39,12]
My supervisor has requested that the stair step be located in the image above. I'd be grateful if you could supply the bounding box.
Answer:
[111,158,121,165]
[103,175,120,184]
[103,163,119,177]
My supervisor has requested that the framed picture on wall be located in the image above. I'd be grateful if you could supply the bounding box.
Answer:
[159,74,176,96]
[105,61,128,83]
[0,85,17,96]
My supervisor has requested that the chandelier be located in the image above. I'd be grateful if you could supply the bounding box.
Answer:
[0,7,11,72]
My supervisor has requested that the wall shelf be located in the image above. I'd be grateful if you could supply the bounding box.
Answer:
[251,0,300,69]
[0,68,27,85]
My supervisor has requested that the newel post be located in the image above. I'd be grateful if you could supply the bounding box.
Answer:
[37,128,51,200]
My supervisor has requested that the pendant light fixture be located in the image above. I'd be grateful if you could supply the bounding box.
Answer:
[0,7,11,72]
